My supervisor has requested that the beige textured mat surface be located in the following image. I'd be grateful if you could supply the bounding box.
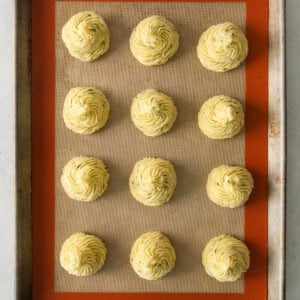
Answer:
[55,1,246,292]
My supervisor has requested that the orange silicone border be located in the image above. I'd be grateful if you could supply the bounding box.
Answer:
[32,0,269,299]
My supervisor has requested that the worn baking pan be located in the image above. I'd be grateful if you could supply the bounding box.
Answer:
[15,0,285,299]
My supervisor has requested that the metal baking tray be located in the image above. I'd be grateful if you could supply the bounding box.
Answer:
[15,0,285,299]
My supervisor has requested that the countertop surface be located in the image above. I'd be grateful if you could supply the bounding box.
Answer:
[0,0,16,299]
[285,1,300,299]
[0,0,299,299]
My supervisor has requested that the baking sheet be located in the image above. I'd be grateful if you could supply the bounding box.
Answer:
[28,0,274,298]
[55,1,246,293]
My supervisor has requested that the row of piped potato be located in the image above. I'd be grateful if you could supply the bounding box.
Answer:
[63,87,245,140]
[61,156,254,209]
[62,11,248,72]
[60,231,250,282]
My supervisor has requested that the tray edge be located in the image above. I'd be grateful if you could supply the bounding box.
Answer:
[16,0,32,299]
[268,0,286,299]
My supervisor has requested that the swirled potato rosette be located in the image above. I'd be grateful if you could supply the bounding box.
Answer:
[130,15,179,66]
[131,89,177,137]
[197,22,248,72]
[62,11,110,62]
[206,165,254,208]
[130,231,176,280]
[60,232,107,276]
[63,87,110,135]
[61,156,110,201]
[129,157,177,206]
[202,235,250,282]
[198,95,244,139]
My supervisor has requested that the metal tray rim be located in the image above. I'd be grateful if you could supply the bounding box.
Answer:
[15,0,286,299]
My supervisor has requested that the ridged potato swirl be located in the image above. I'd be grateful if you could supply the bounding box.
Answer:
[198,95,244,139]
[61,156,109,201]
[60,232,107,276]
[130,231,176,280]
[202,235,250,282]
[197,22,248,72]
[206,165,254,208]
[63,87,110,134]
[131,89,177,137]
[129,157,177,206]
[130,15,179,66]
[62,11,110,62]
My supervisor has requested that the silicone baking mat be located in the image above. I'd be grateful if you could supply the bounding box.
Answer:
[32,0,268,299]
